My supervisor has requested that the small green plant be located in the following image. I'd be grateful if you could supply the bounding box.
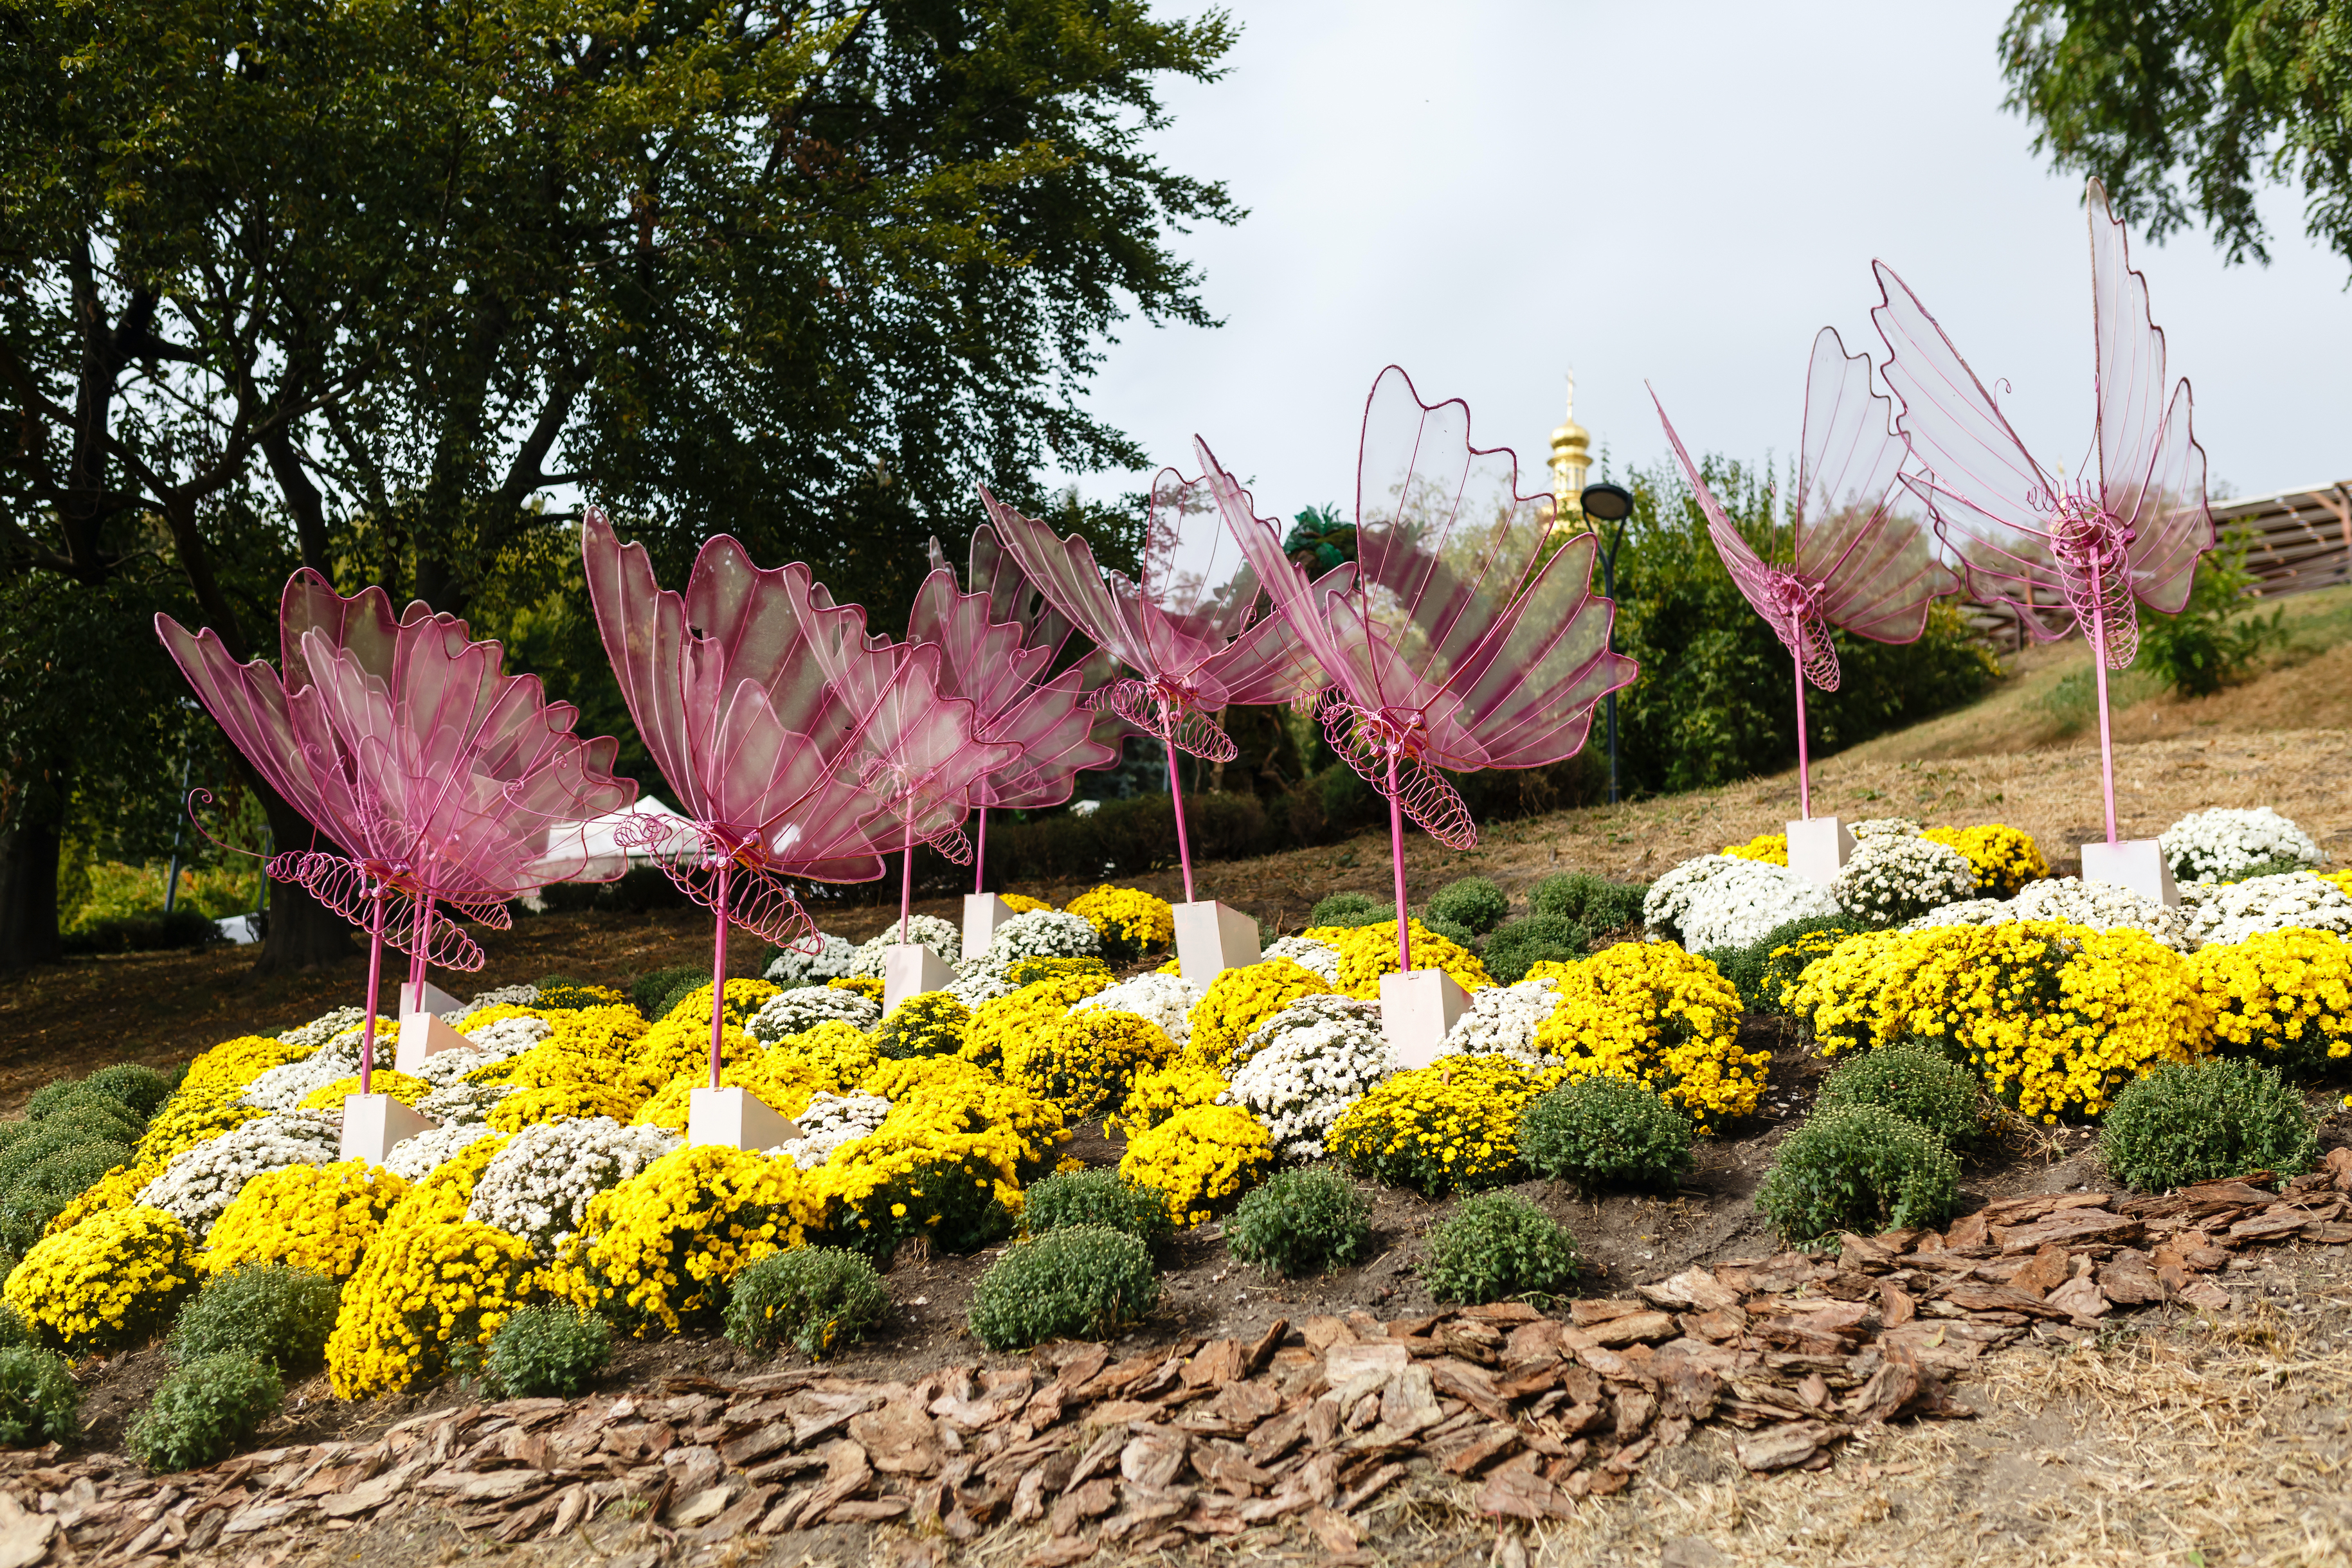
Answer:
[2099,1057,2319,1193]
[1816,1042,1980,1146]
[0,1347,76,1447]
[1755,1104,1961,1246]
[1706,915,1863,1013]
[1480,915,1589,983]
[630,966,709,1020]
[1420,1191,1580,1304]
[966,1226,1159,1350]
[125,1353,284,1472]
[483,1304,612,1396]
[1226,1168,1373,1275]
[1308,892,1391,929]
[32,1065,171,1124]
[1517,1077,1695,1191]
[1022,1169,1173,1249]
[1422,912,1480,950]
[725,1246,891,1359]
[2138,525,2286,698]
[2222,857,2313,883]
[0,1305,33,1352]
[1426,876,1510,937]
[1530,872,1647,932]
[167,1265,340,1374]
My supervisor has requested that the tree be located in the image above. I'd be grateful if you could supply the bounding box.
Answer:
[2000,1,2352,276]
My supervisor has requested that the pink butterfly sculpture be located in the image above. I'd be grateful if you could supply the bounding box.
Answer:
[1198,366,1637,973]
[156,575,637,1090]
[1872,177,2213,844]
[980,478,1309,902]
[582,510,1004,1084]
[1651,327,1960,818]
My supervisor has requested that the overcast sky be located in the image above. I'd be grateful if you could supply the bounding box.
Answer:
[1065,1,2352,520]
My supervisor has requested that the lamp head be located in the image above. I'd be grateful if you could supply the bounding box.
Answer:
[1579,482,1633,525]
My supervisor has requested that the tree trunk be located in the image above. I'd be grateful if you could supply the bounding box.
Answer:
[248,782,352,973]
[0,804,64,976]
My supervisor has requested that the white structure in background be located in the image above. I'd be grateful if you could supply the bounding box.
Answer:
[519,797,696,908]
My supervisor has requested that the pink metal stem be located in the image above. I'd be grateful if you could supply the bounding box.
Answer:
[2088,561,2120,845]
[972,807,987,896]
[359,892,386,1096]
[405,891,434,1010]
[1793,652,1811,820]
[899,816,915,943]
[1164,731,1196,905]
[709,859,731,1090]
[1388,750,1411,973]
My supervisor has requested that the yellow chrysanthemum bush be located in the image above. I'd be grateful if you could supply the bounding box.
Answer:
[1186,959,1330,1067]
[44,1158,167,1239]
[487,1081,638,1132]
[1117,1104,1274,1227]
[382,1135,509,1232]
[1064,885,1177,963]
[1000,892,1053,915]
[6,1205,199,1353]
[1303,921,1493,1000]
[663,977,780,1027]
[2193,930,2352,1071]
[177,1034,312,1105]
[1326,1056,1564,1196]
[134,1099,264,1169]
[1786,921,2211,1121]
[810,1066,1065,1254]
[536,982,629,1011]
[325,1221,541,1398]
[1531,942,1766,1131]
[297,1070,430,1111]
[617,1015,760,1103]
[1002,1009,1175,1118]
[631,1052,821,1137]
[1922,824,2050,899]
[204,1160,407,1281]
[772,1020,880,1092]
[828,975,886,1004]
[963,971,1117,1070]
[1721,833,1789,865]
[1105,1061,1229,1139]
[560,1146,811,1335]
[874,991,971,1060]
[2320,869,2352,899]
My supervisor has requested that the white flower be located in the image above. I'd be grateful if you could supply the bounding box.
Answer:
[465,1117,680,1257]
[240,1047,361,1112]
[2007,877,2196,951]
[1071,972,1199,1047]
[2160,807,2322,883]
[748,986,881,1042]
[2178,872,2352,945]
[384,1120,502,1182]
[764,1090,892,1169]
[986,909,1103,964]
[1832,836,1976,924]
[945,959,1020,1010]
[765,930,856,986]
[277,1007,365,1050]
[1221,996,1393,1160]
[463,984,541,1014]
[1849,817,1923,842]
[849,915,962,977]
[1260,935,1341,986]
[1643,856,1840,952]
[415,1081,512,1124]
[1440,978,1565,1065]
[135,1112,343,1239]
[1904,898,2014,931]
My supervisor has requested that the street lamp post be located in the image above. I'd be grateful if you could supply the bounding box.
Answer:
[1579,482,1634,805]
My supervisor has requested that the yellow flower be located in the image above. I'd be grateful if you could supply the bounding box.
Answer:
[8,1205,198,1354]
[1326,1056,1562,1195]
[1300,920,1492,1000]
[1063,885,1176,961]
[1119,1104,1272,1227]
[1002,1009,1174,1119]
[1187,959,1329,1067]
[1922,824,2049,899]
[326,1220,539,1398]
[1721,833,1789,865]
[204,1159,408,1281]
[297,1070,431,1111]
[1104,1061,1227,1139]
[561,1146,810,1335]
[1532,941,1764,1132]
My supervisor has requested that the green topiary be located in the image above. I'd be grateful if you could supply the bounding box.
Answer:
[125,1353,284,1472]
[1426,877,1510,937]
[724,1247,891,1359]
[1531,872,1647,932]
[631,966,708,1020]
[167,1264,340,1374]
[966,1227,1159,1350]
[1419,1191,1580,1304]
[1755,1104,1961,1246]
[1480,915,1590,983]
[0,1347,77,1447]
[1226,1168,1371,1276]
[36,1096,143,1148]
[1816,1042,1979,1146]
[1022,1169,1173,1249]
[483,1304,611,1396]
[1517,1077,1695,1191]
[2099,1058,2319,1193]
[1308,892,1391,929]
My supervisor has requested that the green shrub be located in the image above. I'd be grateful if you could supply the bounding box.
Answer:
[1481,915,1589,983]
[1422,913,1480,950]
[0,1126,131,1193]
[0,1193,73,1257]
[0,1123,31,1157]
[1517,1077,1694,1191]
[125,1353,283,1472]
[2221,857,2314,884]
[724,1247,891,1359]
[0,1305,33,1351]
[1427,877,1510,937]
[1419,1191,1580,1304]
[2138,525,2286,698]
[1226,1168,1372,1275]
[73,1065,174,1122]
[1704,915,1863,1013]
[1816,1043,1979,1146]
[967,1227,1159,1350]
[2100,1058,2319,1193]
[1530,872,1647,932]
[0,1347,77,1447]
[167,1265,340,1374]
[1755,1104,1961,1246]
[1022,1169,1173,1249]
[1309,892,1391,930]
[484,1304,611,1396]
[630,966,707,1020]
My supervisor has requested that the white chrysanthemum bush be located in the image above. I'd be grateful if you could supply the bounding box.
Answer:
[1220,995,1393,1161]
[2162,806,2322,883]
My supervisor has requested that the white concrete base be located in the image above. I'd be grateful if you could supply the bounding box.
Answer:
[394,1007,479,1077]
[882,942,954,1014]
[340,1093,439,1164]
[1173,900,1260,987]
[1786,816,1855,887]
[687,1086,802,1151]
[2081,838,2179,907]
[962,894,1017,961]
[1380,968,1471,1071]
[400,978,467,1018]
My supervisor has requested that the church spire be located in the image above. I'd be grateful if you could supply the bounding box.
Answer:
[1547,372,1591,531]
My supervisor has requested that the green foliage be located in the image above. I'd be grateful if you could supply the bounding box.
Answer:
[1481,915,1590,984]
[2100,1058,2319,1193]
[167,1265,340,1374]
[125,1353,283,1473]
[1422,913,1480,950]
[1309,892,1391,929]
[966,1227,1159,1350]
[1530,872,1648,932]
[1756,1104,1962,1247]
[1817,1043,1981,1146]
[1705,915,1866,1014]
[0,1124,132,1194]
[2136,528,2286,697]
[0,1306,32,1352]
[724,1247,891,1360]
[484,1305,612,1397]
[68,1065,174,1122]
[1427,878,1510,937]
[1517,1077,1695,1191]
[0,1347,77,1448]
[1419,1191,1581,1305]
[2225,858,2314,883]
[1226,1169,1373,1276]
[631,968,709,1022]
[1022,1169,1173,1250]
